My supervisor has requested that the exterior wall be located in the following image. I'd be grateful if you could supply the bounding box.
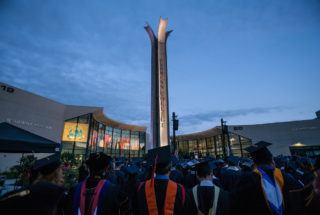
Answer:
[0,82,148,170]
[64,105,102,120]
[0,82,66,171]
[229,118,320,156]
[0,82,65,144]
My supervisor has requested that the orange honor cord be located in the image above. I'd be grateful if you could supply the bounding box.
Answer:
[145,179,178,215]
[145,180,158,215]
[163,180,177,215]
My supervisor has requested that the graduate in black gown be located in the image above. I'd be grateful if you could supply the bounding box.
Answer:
[208,162,223,188]
[123,165,140,214]
[0,154,66,215]
[66,152,130,215]
[234,141,306,215]
[192,161,232,215]
[114,161,126,191]
[184,162,200,188]
[169,156,184,184]
[78,161,89,182]
[133,145,197,215]
[221,156,242,194]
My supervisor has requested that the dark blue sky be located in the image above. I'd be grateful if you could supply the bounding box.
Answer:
[1,0,319,134]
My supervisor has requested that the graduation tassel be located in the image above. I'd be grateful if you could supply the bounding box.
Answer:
[150,155,158,187]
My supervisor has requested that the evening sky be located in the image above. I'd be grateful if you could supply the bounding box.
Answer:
[0,0,319,134]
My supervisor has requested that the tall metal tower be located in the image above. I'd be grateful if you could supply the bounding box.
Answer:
[145,17,172,148]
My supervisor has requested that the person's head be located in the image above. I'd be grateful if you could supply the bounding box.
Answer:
[195,161,212,180]
[227,156,240,167]
[155,162,172,175]
[86,152,112,177]
[147,145,172,176]
[245,141,274,166]
[115,161,122,169]
[32,154,64,186]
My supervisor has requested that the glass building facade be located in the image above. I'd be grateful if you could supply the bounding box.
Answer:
[289,145,320,157]
[61,113,146,160]
[173,128,252,159]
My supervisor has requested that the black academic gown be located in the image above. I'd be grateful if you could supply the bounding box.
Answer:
[133,178,197,215]
[220,167,242,193]
[66,177,130,215]
[170,169,185,184]
[78,165,89,182]
[106,172,117,184]
[212,176,223,188]
[234,169,307,215]
[115,169,126,190]
[193,184,232,215]
[0,181,66,215]
[184,171,199,188]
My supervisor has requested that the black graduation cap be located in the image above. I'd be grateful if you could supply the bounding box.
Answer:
[33,154,61,175]
[194,161,211,177]
[147,145,171,166]
[245,141,273,164]
[245,141,272,153]
[126,165,140,175]
[115,161,123,166]
[171,155,179,166]
[212,159,225,164]
[116,157,126,164]
[227,156,240,166]
[86,152,112,172]
[131,158,143,166]
[206,156,215,161]
[208,161,217,170]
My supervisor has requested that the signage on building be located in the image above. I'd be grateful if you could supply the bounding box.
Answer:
[62,122,89,143]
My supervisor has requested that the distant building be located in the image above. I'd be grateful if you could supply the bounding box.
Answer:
[172,127,252,159]
[172,112,320,158]
[0,82,148,171]
[228,113,320,156]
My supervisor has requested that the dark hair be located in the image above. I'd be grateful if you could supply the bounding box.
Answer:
[196,166,211,178]
[252,148,273,165]
[86,152,111,172]
[155,162,171,175]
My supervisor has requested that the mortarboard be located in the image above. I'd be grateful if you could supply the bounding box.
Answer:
[242,161,253,168]
[206,156,215,161]
[33,154,61,175]
[227,156,240,166]
[126,165,140,175]
[131,158,143,165]
[171,155,179,166]
[147,145,171,186]
[208,161,217,170]
[245,141,273,164]
[147,145,171,166]
[194,161,211,177]
[86,152,112,172]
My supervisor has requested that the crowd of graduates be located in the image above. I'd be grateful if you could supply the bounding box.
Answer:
[0,141,319,215]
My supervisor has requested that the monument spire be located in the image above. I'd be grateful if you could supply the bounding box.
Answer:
[145,17,172,148]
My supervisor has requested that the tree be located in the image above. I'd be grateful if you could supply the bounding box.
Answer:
[10,155,36,187]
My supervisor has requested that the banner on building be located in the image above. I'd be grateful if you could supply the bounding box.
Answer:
[62,122,89,143]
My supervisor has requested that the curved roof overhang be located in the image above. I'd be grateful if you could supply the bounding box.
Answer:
[174,127,223,141]
[93,110,147,132]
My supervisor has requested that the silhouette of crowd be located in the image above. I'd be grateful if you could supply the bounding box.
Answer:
[1,141,319,215]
